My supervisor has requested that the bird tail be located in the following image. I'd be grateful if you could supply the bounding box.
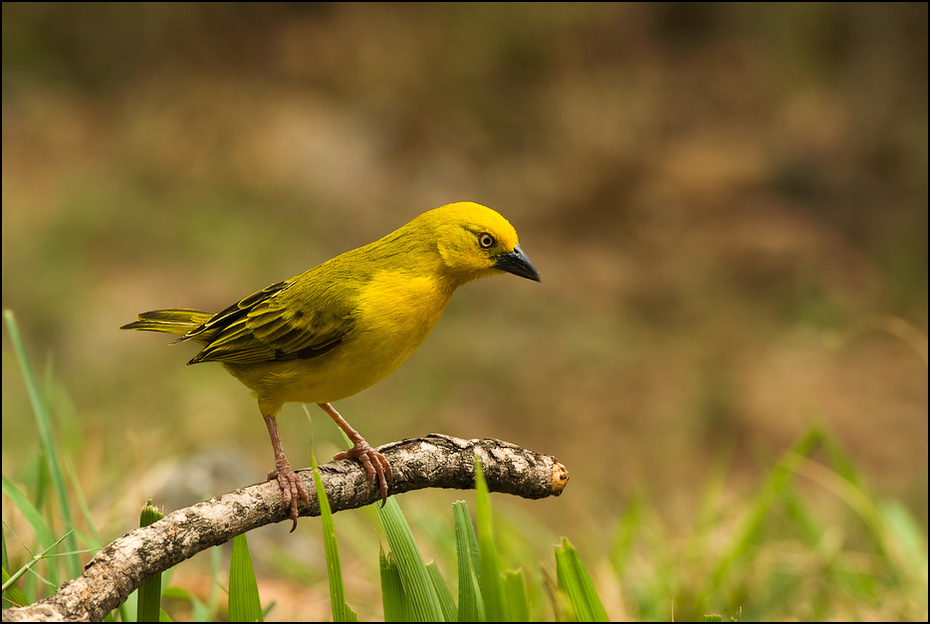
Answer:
[120,309,215,339]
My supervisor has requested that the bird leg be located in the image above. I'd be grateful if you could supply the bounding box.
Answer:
[263,414,311,532]
[317,402,393,504]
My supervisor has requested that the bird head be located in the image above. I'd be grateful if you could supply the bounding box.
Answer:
[425,202,541,285]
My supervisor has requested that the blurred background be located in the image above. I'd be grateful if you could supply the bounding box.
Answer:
[3,3,927,620]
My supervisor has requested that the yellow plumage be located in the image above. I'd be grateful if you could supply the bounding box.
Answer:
[121,201,540,527]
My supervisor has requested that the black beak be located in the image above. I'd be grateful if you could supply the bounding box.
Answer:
[495,245,541,282]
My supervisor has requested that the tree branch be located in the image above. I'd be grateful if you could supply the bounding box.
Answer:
[2,434,569,622]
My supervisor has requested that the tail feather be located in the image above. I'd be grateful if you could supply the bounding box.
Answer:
[120,309,215,337]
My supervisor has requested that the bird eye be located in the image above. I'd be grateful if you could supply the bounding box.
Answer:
[478,233,495,249]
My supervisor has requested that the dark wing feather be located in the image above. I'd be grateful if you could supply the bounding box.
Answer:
[184,275,357,365]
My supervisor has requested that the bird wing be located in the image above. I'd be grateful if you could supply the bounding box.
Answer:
[184,275,357,365]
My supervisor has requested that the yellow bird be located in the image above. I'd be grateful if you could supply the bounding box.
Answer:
[121,201,540,528]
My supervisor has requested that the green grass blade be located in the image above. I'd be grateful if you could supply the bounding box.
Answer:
[380,548,409,622]
[474,458,505,622]
[2,475,56,557]
[503,568,530,621]
[609,492,645,577]
[377,496,445,621]
[137,501,165,623]
[555,537,608,622]
[3,527,31,608]
[3,309,81,581]
[797,433,928,591]
[427,561,457,622]
[818,431,924,576]
[462,504,481,578]
[228,533,263,622]
[310,447,358,622]
[2,524,7,578]
[453,501,485,622]
[63,456,103,550]
[882,499,928,570]
[2,565,32,609]
[708,425,824,593]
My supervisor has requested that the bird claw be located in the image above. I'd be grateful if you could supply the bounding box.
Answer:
[268,461,311,532]
[334,440,393,505]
